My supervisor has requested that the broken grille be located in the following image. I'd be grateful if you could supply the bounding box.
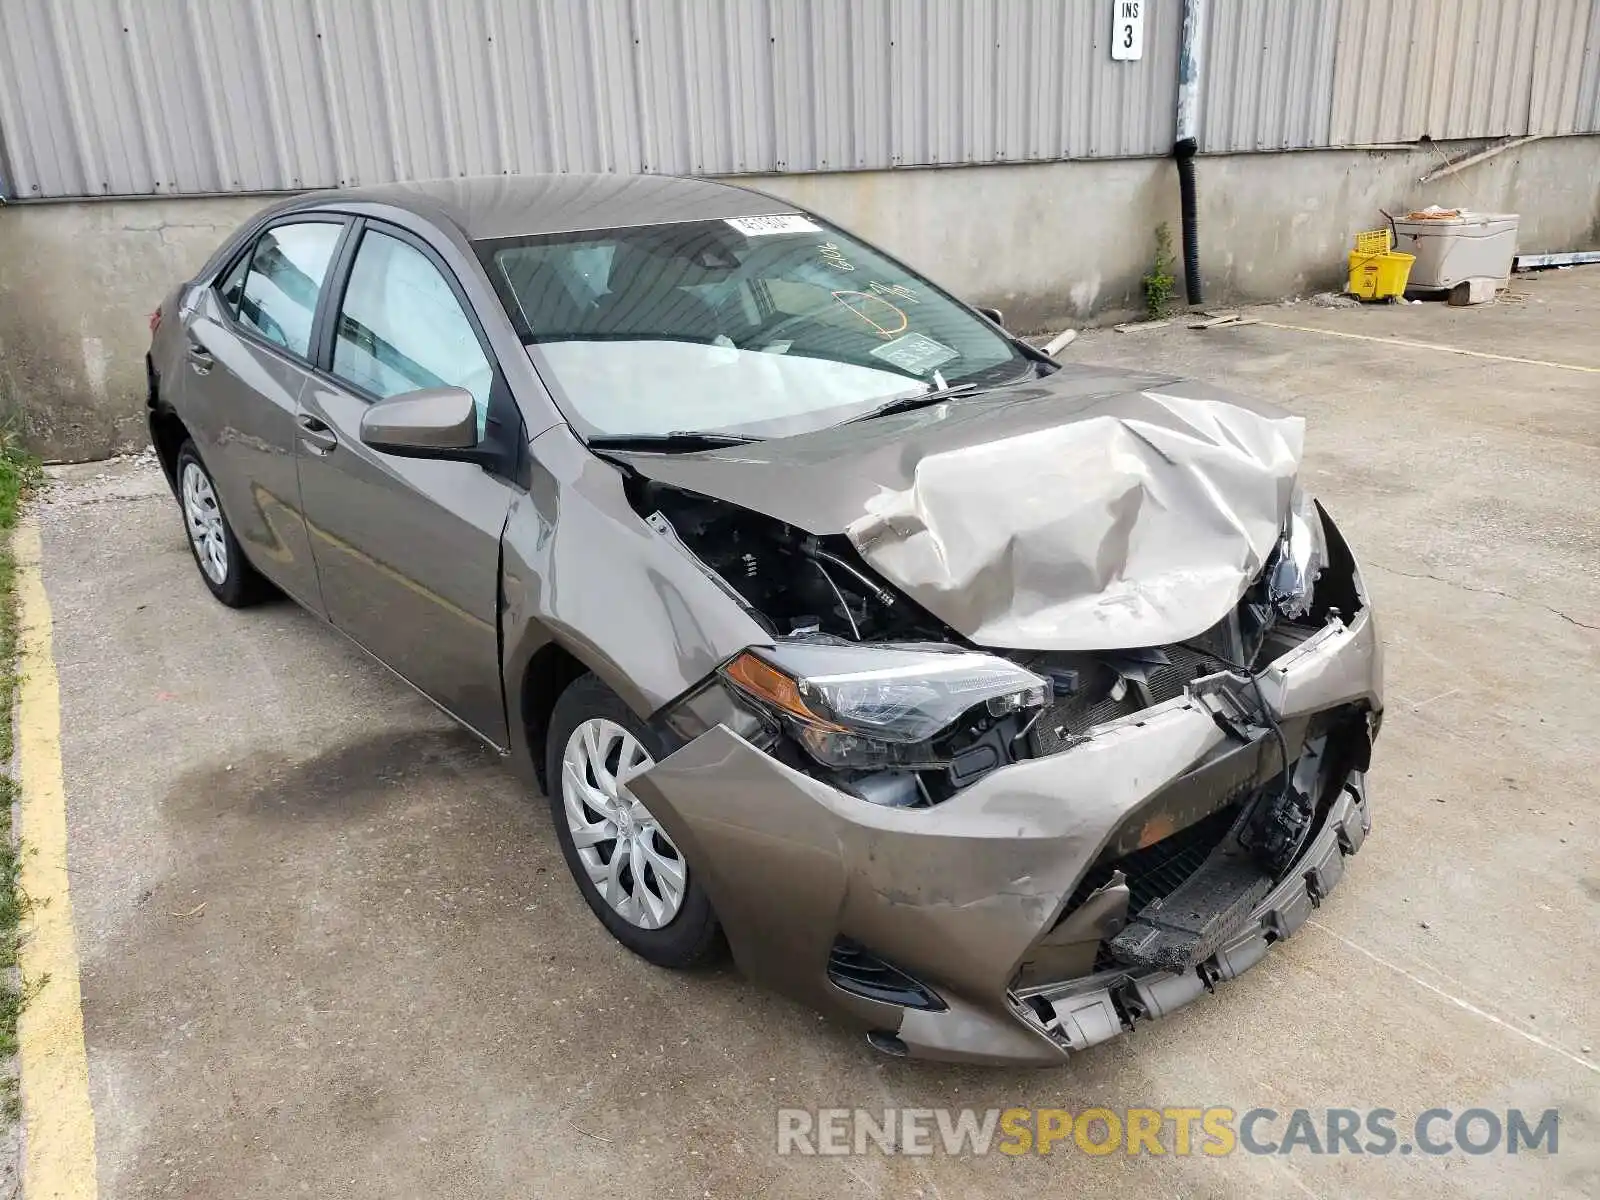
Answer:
[1064,800,1244,917]
[1028,644,1230,758]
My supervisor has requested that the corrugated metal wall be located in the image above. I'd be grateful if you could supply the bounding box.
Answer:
[1327,0,1541,144]
[1204,0,1600,151]
[1,0,1597,200]
[0,0,1180,197]
[1201,0,1341,152]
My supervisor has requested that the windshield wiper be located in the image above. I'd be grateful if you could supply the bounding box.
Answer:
[845,382,981,424]
[585,431,758,452]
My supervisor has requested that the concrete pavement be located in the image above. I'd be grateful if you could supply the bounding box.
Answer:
[22,269,1600,1198]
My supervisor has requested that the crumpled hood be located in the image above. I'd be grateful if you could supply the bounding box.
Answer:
[608,364,1305,650]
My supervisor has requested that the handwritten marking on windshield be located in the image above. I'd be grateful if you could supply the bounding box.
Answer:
[818,242,856,271]
[831,291,909,339]
[867,280,918,303]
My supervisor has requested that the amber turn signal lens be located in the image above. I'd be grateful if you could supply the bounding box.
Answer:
[722,652,844,730]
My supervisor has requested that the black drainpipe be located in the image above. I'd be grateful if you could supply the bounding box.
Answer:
[1175,138,1201,306]
[1175,0,1208,306]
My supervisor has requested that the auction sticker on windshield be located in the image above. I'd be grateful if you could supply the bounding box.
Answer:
[870,332,960,375]
[725,214,821,236]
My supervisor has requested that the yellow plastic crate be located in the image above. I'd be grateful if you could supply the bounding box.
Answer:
[1347,250,1414,300]
[1354,228,1393,255]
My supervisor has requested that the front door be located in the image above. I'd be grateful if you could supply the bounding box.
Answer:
[296,221,516,747]
[177,217,348,612]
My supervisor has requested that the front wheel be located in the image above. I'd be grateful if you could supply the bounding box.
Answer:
[545,673,723,968]
[175,440,271,608]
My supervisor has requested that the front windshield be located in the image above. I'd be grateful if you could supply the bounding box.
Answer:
[478,214,1032,440]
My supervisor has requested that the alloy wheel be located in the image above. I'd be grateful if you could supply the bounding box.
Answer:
[181,461,229,585]
[561,718,687,929]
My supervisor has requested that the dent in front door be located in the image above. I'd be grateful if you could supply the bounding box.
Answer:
[296,376,513,748]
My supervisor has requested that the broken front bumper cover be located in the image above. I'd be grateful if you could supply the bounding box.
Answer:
[1013,771,1370,1053]
[627,606,1381,1066]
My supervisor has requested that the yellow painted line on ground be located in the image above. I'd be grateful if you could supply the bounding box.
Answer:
[14,515,99,1199]
[1254,320,1600,374]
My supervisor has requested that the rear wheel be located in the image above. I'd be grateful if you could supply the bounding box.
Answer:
[545,673,723,968]
[175,440,270,608]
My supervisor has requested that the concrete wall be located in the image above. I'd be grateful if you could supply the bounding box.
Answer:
[0,196,274,460]
[2,135,1598,462]
[763,133,1600,331]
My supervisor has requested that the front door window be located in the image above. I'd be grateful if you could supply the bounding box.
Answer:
[331,230,494,437]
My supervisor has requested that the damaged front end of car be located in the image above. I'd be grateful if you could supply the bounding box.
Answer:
[595,385,1382,1064]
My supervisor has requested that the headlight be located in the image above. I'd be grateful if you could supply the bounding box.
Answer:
[720,642,1049,771]
[1268,483,1326,619]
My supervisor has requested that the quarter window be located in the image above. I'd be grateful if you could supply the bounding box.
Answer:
[217,252,250,318]
[332,230,493,436]
[234,222,343,358]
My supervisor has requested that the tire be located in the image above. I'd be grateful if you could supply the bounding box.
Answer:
[545,673,723,968]
[174,439,271,608]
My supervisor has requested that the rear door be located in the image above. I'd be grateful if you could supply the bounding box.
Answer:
[296,219,519,747]
[177,217,349,612]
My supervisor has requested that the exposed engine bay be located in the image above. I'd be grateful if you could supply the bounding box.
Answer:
[629,471,1378,990]
[632,478,953,645]
[589,366,1385,1059]
[631,475,1367,831]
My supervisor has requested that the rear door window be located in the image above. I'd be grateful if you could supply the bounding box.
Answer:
[233,221,344,358]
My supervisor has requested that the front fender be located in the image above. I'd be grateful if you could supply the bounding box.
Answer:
[500,425,773,776]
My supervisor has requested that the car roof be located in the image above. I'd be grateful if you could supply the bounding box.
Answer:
[301,173,796,241]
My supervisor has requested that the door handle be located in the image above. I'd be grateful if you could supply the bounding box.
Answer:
[297,412,338,455]
[185,339,214,373]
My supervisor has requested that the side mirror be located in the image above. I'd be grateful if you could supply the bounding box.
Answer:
[360,386,482,461]
[974,305,1006,329]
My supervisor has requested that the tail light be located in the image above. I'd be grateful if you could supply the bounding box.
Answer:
[148,306,162,337]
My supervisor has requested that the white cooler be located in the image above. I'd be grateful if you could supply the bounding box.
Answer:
[1393,211,1519,291]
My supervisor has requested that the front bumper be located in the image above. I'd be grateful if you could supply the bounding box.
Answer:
[1009,771,1369,1056]
[628,607,1382,1066]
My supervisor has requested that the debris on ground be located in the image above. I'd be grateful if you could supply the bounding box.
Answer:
[1187,313,1260,330]
[51,443,157,474]
[1514,250,1600,271]
[1448,279,1498,306]
[1114,319,1173,333]
[1041,328,1078,356]
[1311,292,1360,309]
